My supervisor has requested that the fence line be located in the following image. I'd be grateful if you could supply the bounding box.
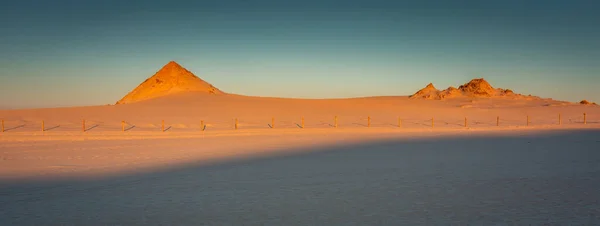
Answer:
[0,113,597,133]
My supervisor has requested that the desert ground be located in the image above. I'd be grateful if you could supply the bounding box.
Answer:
[2,93,597,179]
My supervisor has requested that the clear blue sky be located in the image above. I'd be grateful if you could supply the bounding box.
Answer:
[1,0,598,108]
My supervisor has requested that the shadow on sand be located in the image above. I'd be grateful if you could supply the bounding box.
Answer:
[1,129,600,225]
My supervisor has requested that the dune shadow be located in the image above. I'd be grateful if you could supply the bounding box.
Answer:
[163,126,172,132]
[4,124,25,131]
[2,129,600,225]
[267,124,273,128]
[84,125,99,132]
[124,125,136,131]
[295,123,303,128]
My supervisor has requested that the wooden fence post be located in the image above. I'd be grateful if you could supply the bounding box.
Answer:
[367,116,371,127]
[301,117,304,128]
[527,115,530,126]
[235,118,238,130]
[201,120,204,130]
[464,117,468,128]
[1,119,4,132]
[398,117,402,128]
[496,116,499,126]
[272,117,275,129]
[335,116,338,128]
[42,120,45,132]
[82,119,85,132]
[162,120,165,132]
[122,121,125,132]
[431,117,434,128]
[559,114,562,125]
[584,113,587,125]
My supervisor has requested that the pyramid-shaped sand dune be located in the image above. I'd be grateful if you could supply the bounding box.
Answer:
[116,61,224,104]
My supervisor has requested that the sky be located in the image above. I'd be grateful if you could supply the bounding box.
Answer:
[0,0,599,108]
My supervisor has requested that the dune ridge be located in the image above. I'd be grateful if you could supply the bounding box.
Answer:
[410,78,532,100]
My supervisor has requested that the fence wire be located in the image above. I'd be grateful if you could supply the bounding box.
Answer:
[0,113,596,133]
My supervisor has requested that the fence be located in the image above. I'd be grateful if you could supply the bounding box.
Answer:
[0,112,596,134]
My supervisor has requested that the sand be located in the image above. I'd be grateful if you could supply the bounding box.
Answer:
[1,92,600,225]
[0,93,598,180]
[1,128,599,225]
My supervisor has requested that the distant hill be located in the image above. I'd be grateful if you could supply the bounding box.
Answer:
[410,78,527,100]
[116,61,224,104]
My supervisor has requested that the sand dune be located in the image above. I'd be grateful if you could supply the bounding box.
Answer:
[116,61,224,104]
[0,92,597,134]
[411,78,542,100]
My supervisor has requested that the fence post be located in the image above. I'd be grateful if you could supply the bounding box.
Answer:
[1,119,4,132]
[497,116,499,126]
[464,117,468,128]
[42,120,45,132]
[398,117,402,128]
[301,117,304,128]
[82,119,85,132]
[432,117,434,128]
[368,116,371,127]
[162,120,165,132]
[584,113,587,125]
[235,118,238,130]
[559,114,562,125]
[272,117,275,128]
[122,121,125,132]
[201,120,204,130]
[527,115,530,126]
[335,116,338,128]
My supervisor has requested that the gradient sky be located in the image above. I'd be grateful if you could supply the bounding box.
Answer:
[1,0,598,108]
